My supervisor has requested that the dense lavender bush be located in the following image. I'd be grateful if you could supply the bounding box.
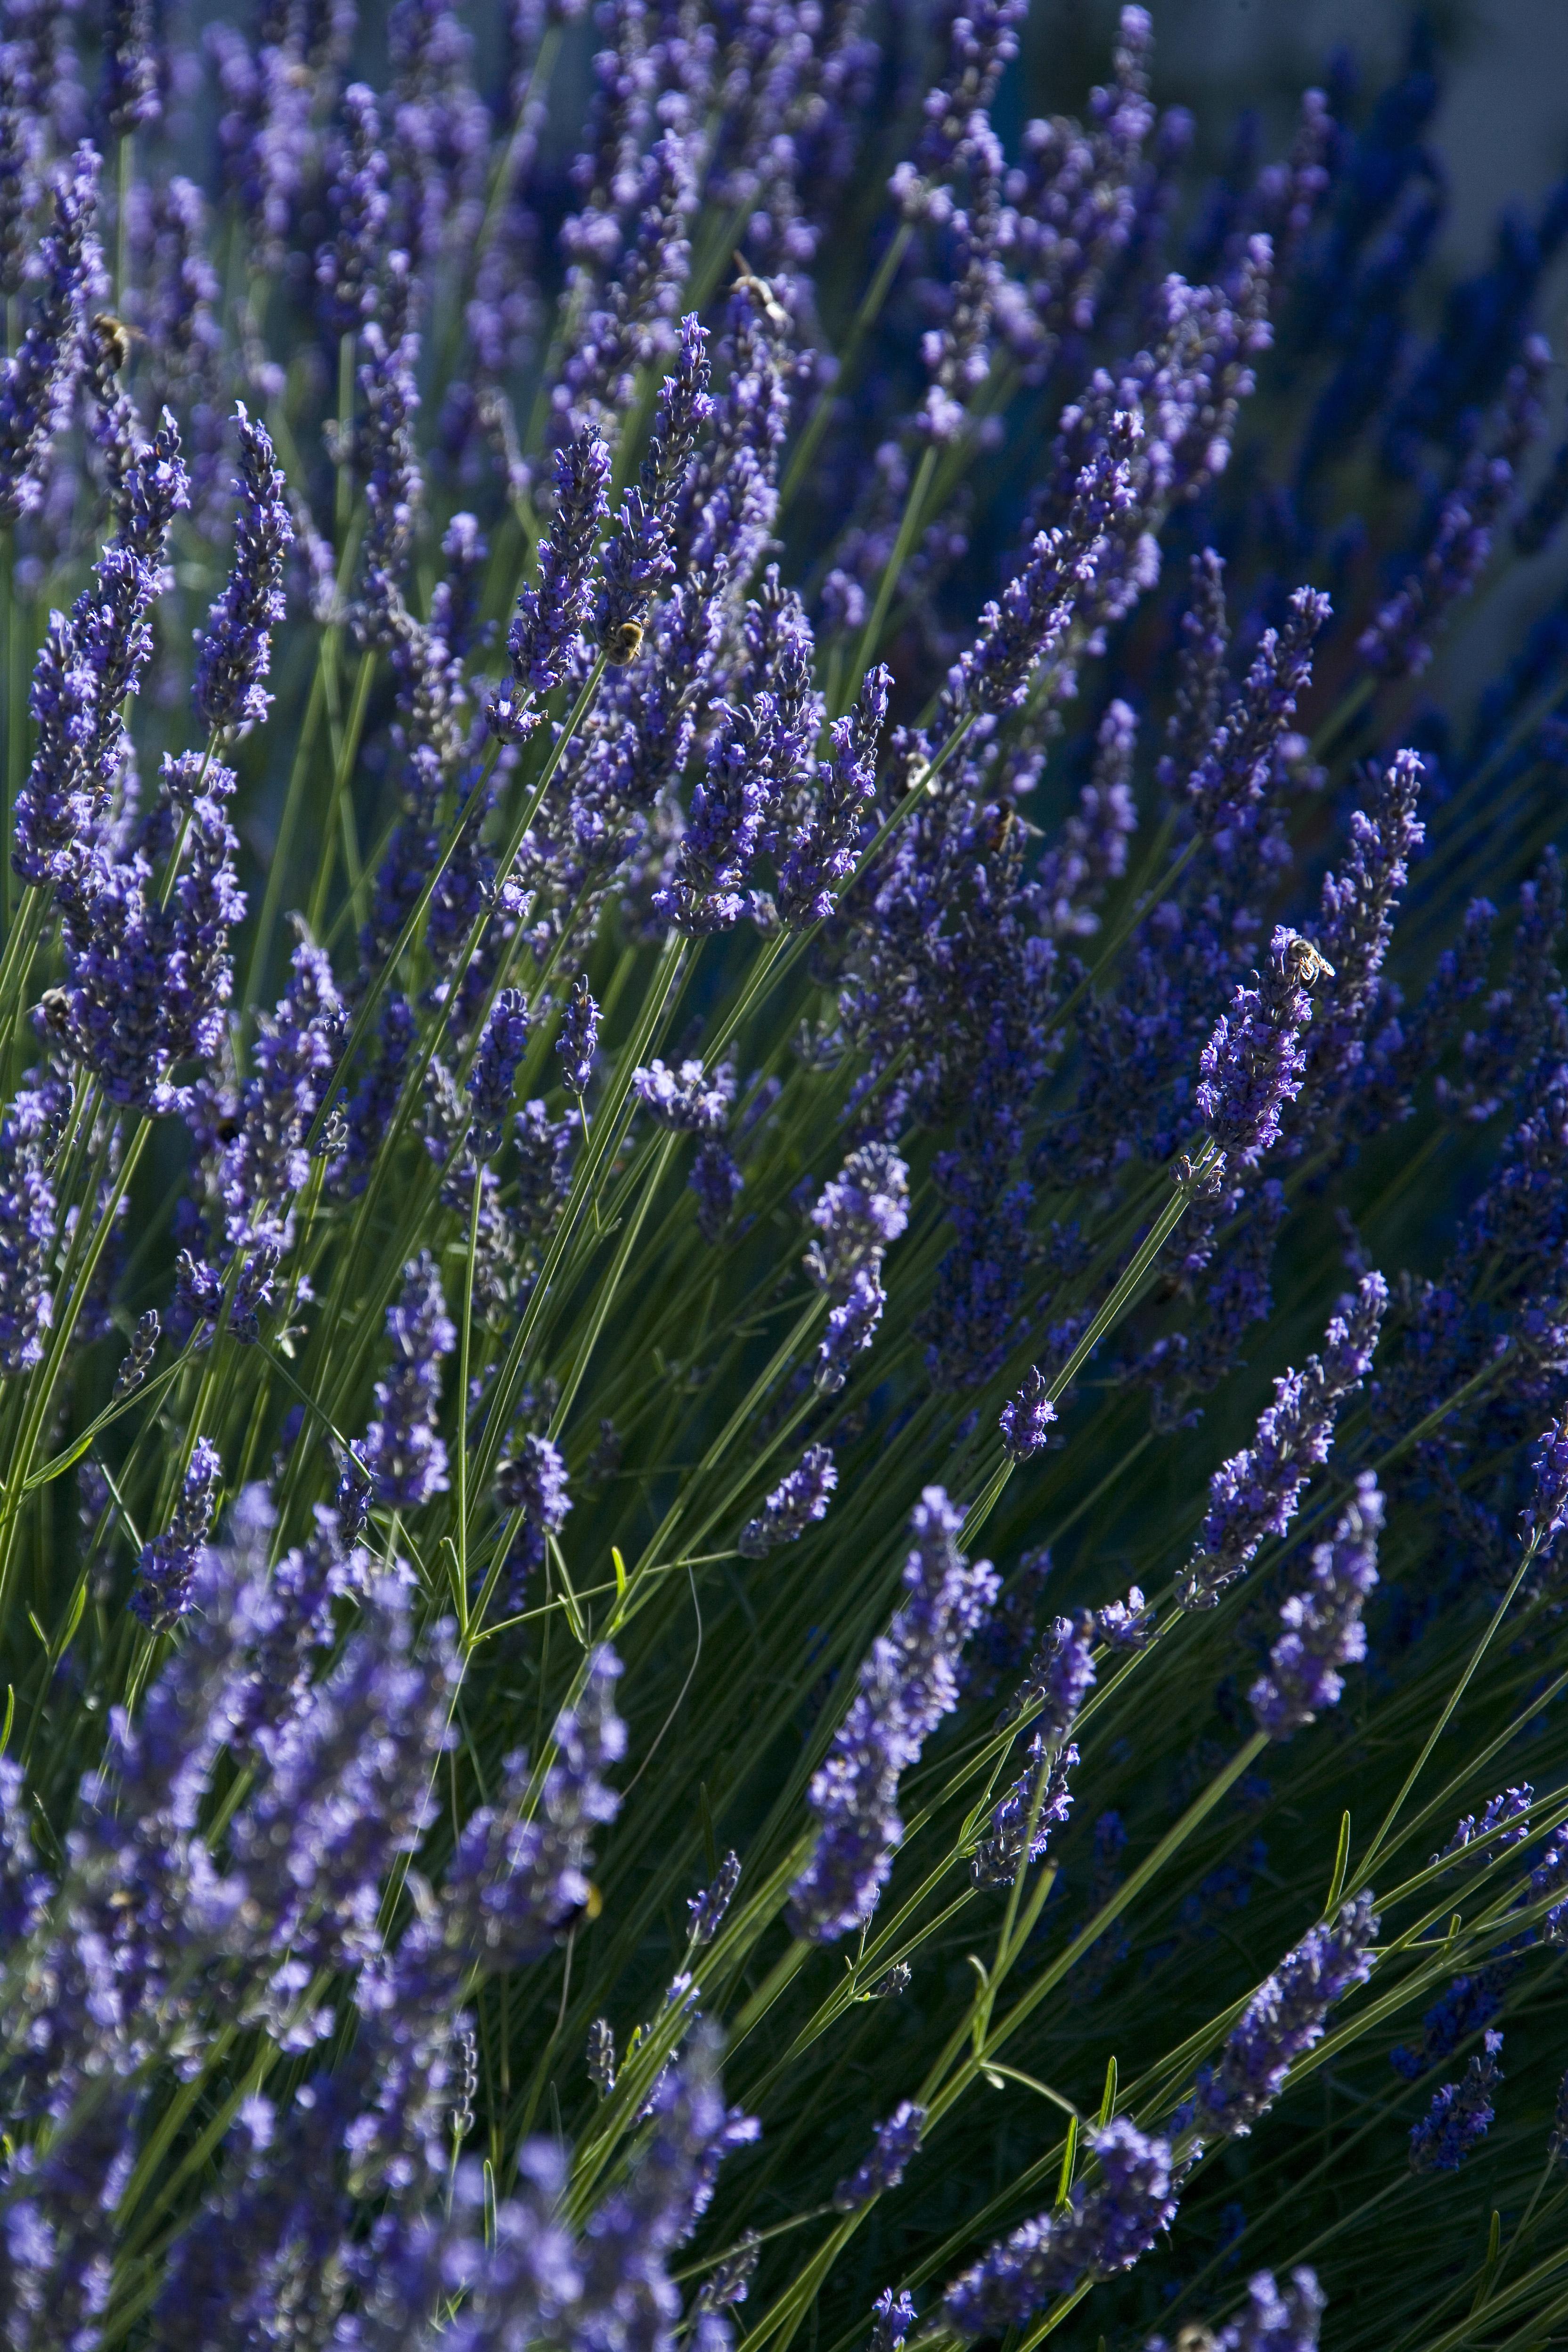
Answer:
[2,5,1568,2348]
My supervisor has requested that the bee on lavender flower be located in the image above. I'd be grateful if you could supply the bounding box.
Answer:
[729,253,791,333]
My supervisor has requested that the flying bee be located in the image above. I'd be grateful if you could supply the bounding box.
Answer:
[1285,936,1336,986]
[90,312,144,373]
[729,253,791,334]
[605,619,645,666]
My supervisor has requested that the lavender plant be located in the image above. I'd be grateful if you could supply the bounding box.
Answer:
[2,8,1568,2350]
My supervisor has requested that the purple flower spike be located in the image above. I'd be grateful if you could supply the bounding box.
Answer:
[871,2288,917,2352]
[805,1143,910,1394]
[1193,1893,1379,2140]
[1198,927,1325,1172]
[1217,2268,1327,2352]
[939,2117,1177,2340]
[597,314,712,658]
[362,1251,455,1510]
[788,1487,997,1942]
[1250,1472,1382,1738]
[317,83,390,335]
[193,406,294,737]
[467,988,531,1158]
[971,1736,1076,1888]
[999,1365,1057,1461]
[738,1445,837,1558]
[1004,1612,1096,1740]
[496,1430,572,1601]
[778,664,890,928]
[834,2102,926,2212]
[101,0,161,134]
[0,146,103,527]
[687,1851,741,1946]
[556,975,600,1096]
[131,1439,222,1632]
[1180,1275,1387,1610]
[490,427,611,740]
[1409,2032,1503,2173]
[1522,1414,1568,1557]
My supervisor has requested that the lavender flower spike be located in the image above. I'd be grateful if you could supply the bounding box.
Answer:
[1193,1893,1379,2139]
[871,2289,917,2352]
[778,664,890,927]
[193,406,294,736]
[1000,1366,1057,1462]
[597,314,712,660]
[1409,2032,1503,2172]
[557,975,600,1096]
[687,1851,741,1945]
[468,988,531,1158]
[738,1445,837,1558]
[1198,927,1328,1173]
[0,147,102,526]
[362,1251,456,1510]
[1217,2268,1327,2352]
[834,2103,926,2212]
[489,427,611,741]
[805,1143,911,1395]
[972,1737,1076,1888]
[788,1487,997,1942]
[1521,1413,1568,1558]
[1250,1472,1382,1737]
[130,1438,221,1631]
[1180,1274,1388,1610]
[939,2118,1177,2340]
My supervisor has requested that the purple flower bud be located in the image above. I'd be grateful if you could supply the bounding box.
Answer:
[0,147,103,526]
[634,1057,734,1135]
[362,1251,455,1509]
[1409,2032,1503,2173]
[597,314,711,655]
[834,2102,926,2212]
[738,1445,837,1558]
[691,1137,743,1241]
[999,1365,1057,1461]
[1198,927,1324,1172]
[939,2117,1177,2340]
[193,405,294,736]
[972,1736,1076,1888]
[1004,1612,1096,1740]
[1436,1788,1534,1870]
[101,0,161,133]
[1193,1894,1379,2140]
[468,988,531,1158]
[556,974,600,1095]
[1250,1473,1382,1737]
[778,664,890,927]
[1180,1276,1387,1610]
[1522,1414,1568,1557]
[788,1487,997,1942]
[490,428,611,738]
[317,82,390,335]
[130,1438,221,1631]
[687,1851,741,1946]
[804,1144,909,1394]
[496,1430,572,1597]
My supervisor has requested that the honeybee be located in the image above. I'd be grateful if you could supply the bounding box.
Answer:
[1284,935,1337,986]
[729,254,791,334]
[605,619,645,666]
[91,313,144,373]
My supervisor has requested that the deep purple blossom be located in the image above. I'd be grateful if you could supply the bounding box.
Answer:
[1004,1612,1096,1740]
[738,1445,837,1558]
[972,1736,1077,1887]
[317,83,390,334]
[870,2288,917,2352]
[362,1251,455,1509]
[1180,1275,1388,1609]
[1193,1894,1379,2139]
[1436,1789,1534,1870]
[1522,1414,1568,1557]
[217,933,345,1252]
[1409,2032,1503,2173]
[130,1439,221,1632]
[788,1488,997,1942]
[1184,590,1329,837]
[467,989,531,1157]
[687,1852,741,1947]
[778,664,890,927]
[1250,1473,1382,1737]
[834,2102,926,2212]
[193,406,294,736]
[804,1144,910,1394]
[1000,1364,1058,1461]
[939,2118,1177,2340]
[495,1430,572,1596]
[1198,927,1324,1172]
[490,428,611,738]
[1214,2268,1327,2352]
[691,1137,743,1241]
[557,975,600,1095]
[0,1072,68,1374]
[0,146,102,526]
[597,314,712,657]
[634,1057,735,1135]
